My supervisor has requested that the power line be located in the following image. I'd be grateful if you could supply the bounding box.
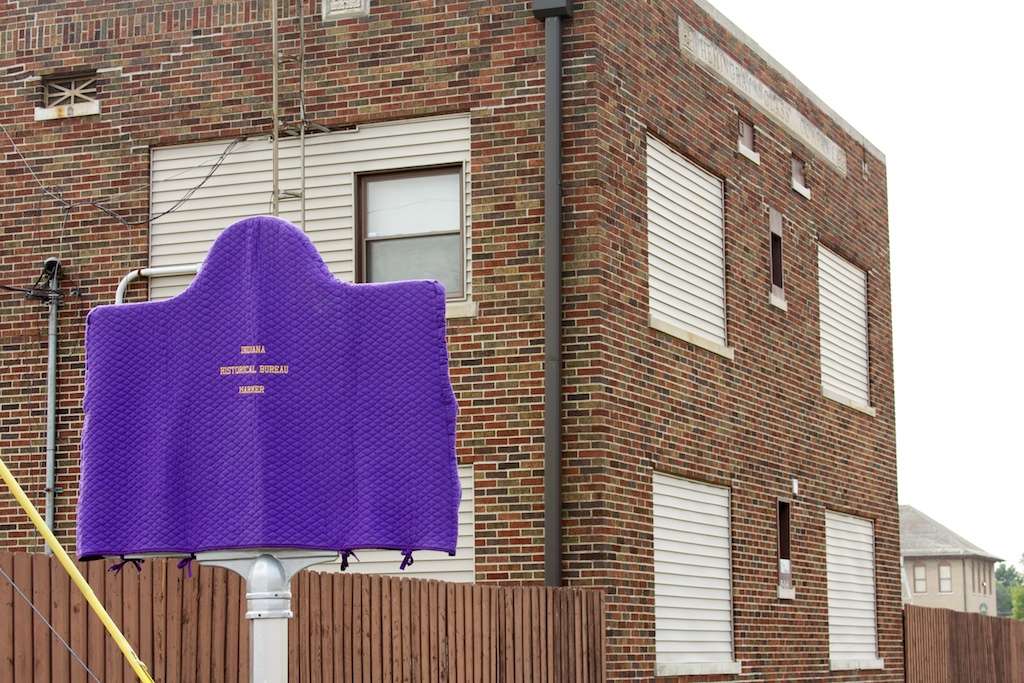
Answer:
[0,563,102,683]
[1,119,245,231]
[0,121,66,206]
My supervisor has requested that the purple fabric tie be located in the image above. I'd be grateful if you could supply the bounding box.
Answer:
[177,556,195,578]
[339,550,359,571]
[400,550,415,571]
[108,558,144,576]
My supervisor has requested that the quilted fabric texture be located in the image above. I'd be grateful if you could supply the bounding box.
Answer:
[77,216,460,560]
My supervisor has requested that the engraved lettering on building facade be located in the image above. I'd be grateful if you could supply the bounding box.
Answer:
[678,20,848,176]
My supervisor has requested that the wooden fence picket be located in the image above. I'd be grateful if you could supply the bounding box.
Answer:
[0,552,606,682]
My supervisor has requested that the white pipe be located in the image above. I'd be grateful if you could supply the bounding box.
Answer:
[115,264,201,304]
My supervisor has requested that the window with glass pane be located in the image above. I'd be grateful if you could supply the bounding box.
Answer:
[360,167,463,298]
[938,563,952,593]
[913,564,926,594]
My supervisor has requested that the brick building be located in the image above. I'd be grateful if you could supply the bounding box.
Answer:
[0,0,900,680]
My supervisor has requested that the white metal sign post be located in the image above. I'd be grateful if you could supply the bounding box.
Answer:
[198,549,339,683]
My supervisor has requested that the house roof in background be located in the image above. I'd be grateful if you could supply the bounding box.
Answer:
[900,505,1002,562]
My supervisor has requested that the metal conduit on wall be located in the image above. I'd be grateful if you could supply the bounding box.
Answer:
[532,0,574,589]
[44,259,62,556]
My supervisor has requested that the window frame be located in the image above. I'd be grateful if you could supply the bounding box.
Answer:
[912,563,927,595]
[147,113,477,317]
[938,562,953,593]
[737,118,760,164]
[824,510,884,671]
[818,245,874,415]
[646,136,732,359]
[791,156,810,199]
[777,498,794,599]
[653,472,741,677]
[355,164,466,300]
[769,208,786,309]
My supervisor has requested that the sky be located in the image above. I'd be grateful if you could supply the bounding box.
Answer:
[702,0,1024,567]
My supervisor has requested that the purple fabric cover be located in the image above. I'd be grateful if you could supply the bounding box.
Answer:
[77,216,459,560]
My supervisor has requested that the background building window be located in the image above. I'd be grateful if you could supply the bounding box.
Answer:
[359,166,464,299]
[938,563,953,593]
[913,563,927,594]
[653,473,740,676]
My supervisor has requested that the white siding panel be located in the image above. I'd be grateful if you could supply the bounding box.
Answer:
[826,511,879,663]
[647,137,727,347]
[324,464,475,583]
[818,246,870,406]
[654,472,735,667]
[149,115,471,302]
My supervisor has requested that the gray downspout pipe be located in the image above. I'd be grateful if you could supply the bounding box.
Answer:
[44,259,61,555]
[533,0,573,588]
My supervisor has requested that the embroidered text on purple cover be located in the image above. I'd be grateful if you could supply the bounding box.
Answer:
[76,216,460,560]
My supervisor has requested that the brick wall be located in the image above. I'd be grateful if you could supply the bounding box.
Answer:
[553,3,899,680]
[1,1,900,681]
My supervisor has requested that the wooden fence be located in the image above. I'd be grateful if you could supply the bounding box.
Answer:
[904,604,1024,683]
[0,552,606,683]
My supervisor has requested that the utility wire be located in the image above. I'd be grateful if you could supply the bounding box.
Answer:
[0,563,102,683]
[1,119,244,230]
[3,120,243,289]
[59,137,243,228]
[0,121,66,206]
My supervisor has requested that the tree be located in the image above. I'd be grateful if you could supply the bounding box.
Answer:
[1012,585,1024,620]
[998,583,1014,617]
[996,560,1023,618]
[996,562,1022,589]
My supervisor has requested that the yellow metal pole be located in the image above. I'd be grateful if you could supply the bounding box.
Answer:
[0,457,155,683]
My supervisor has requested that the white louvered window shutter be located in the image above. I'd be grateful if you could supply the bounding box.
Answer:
[825,511,883,670]
[653,473,740,677]
[818,246,870,409]
[646,137,728,352]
